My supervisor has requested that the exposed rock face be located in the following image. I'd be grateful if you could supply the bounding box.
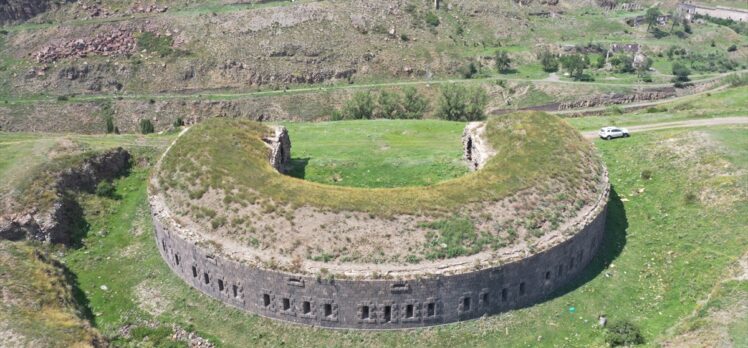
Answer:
[0,148,131,244]
[263,126,291,173]
[557,88,675,110]
[462,122,495,171]
[0,0,68,24]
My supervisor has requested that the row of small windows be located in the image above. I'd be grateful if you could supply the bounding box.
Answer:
[164,237,593,324]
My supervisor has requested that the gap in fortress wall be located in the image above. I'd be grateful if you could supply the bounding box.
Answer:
[149,119,609,329]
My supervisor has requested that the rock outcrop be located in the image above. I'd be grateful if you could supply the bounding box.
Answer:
[0,148,131,244]
[0,0,69,24]
[462,122,495,171]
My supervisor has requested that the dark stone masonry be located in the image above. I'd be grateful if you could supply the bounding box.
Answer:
[151,198,607,329]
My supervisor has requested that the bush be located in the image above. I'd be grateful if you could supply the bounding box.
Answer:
[95,181,116,198]
[105,116,115,134]
[458,61,479,79]
[538,49,559,72]
[605,320,645,346]
[425,11,440,27]
[173,117,184,128]
[727,44,738,52]
[340,91,375,120]
[672,62,690,82]
[494,50,512,73]
[139,119,155,134]
[560,54,589,80]
[609,54,634,73]
[376,90,404,119]
[402,87,428,119]
[436,84,488,121]
[640,169,652,180]
[57,95,69,101]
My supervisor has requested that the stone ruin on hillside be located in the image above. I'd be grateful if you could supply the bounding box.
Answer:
[263,126,291,173]
[462,122,496,171]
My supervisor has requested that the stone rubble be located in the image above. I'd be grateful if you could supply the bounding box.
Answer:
[33,29,136,63]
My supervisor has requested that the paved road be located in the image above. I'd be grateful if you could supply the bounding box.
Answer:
[582,117,748,139]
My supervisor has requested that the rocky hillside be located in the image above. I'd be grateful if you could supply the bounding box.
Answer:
[0,0,71,25]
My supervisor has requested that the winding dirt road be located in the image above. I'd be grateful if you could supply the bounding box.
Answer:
[582,117,748,139]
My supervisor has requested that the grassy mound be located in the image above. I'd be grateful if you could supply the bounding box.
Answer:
[158,111,603,217]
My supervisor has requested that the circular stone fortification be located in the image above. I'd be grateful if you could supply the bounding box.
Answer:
[150,112,609,329]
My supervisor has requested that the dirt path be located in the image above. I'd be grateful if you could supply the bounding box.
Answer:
[582,117,748,139]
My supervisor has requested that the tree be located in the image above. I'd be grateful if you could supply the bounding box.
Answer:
[436,84,488,121]
[560,54,589,80]
[672,62,691,82]
[609,54,634,73]
[105,116,115,134]
[341,91,375,119]
[376,90,404,119]
[139,119,154,134]
[494,50,512,73]
[538,49,559,72]
[645,7,662,32]
[402,87,429,119]
[458,61,478,79]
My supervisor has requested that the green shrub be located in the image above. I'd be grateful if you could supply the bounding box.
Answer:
[340,91,375,120]
[560,54,589,80]
[640,169,652,180]
[105,116,115,134]
[436,84,488,121]
[376,90,404,119]
[458,61,478,79]
[672,62,690,82]
[538,49,559,72]
[425,11,440,27]
[402,87,428,119]
[494,50,512,73]
[139,119,155,134]
[173,117,184,128]
[605,320,645,346]
[422,217,479,260]
[727,44,738,52]
[609,54,634,73]
[56,95,69,102]
[95,181,116,198]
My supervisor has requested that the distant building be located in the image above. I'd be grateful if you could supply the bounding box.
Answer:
[678,2,748,22]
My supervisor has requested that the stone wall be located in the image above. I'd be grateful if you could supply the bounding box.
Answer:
[151,190,608,329]
[262,126,292,174]
[462,122,495,171]
[679,3,748,22]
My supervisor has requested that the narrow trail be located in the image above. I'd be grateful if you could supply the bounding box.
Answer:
[582,117,748,139]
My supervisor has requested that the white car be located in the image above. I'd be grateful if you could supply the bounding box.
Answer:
[599,126,630,140]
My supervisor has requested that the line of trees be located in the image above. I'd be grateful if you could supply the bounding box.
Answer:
[333,84,488,122]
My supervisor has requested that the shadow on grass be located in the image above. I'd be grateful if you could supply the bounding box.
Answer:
[60,260,97,326]
[551,186,629,298]
[287,157,310,179]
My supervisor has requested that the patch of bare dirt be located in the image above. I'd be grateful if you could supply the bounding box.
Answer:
[134,281,170,317]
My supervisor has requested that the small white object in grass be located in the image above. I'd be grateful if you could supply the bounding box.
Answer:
[100,285,108,291]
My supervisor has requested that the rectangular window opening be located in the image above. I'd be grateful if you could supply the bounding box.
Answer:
[426,302,435,317]
[218,279,224,291]
[162,240,166,251]
[361,305,370,319]
[405,304,414,318]
[302,301,311,314]
[501,288,508,301]
[174,253,180,265]
[463,297,471,311]
[519,282,526,296]
[191,266,197,278]
[203,272,210,284]
[383,305,392,323]
[232,285,239,298]
[263,293,271,307]
[324,303,333,317]
[282,298,291,311]
[482,292,489,306]
[545,271,551,280]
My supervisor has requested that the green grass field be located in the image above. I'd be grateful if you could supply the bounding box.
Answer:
[283,119,467,188]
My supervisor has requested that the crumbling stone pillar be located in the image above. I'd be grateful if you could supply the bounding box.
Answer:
[462,122,495,171]
[263,126,292,173]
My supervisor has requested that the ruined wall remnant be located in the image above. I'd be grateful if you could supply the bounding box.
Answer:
[0,148,131,244]
[263,126,291,173]
[462,122,496,171]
